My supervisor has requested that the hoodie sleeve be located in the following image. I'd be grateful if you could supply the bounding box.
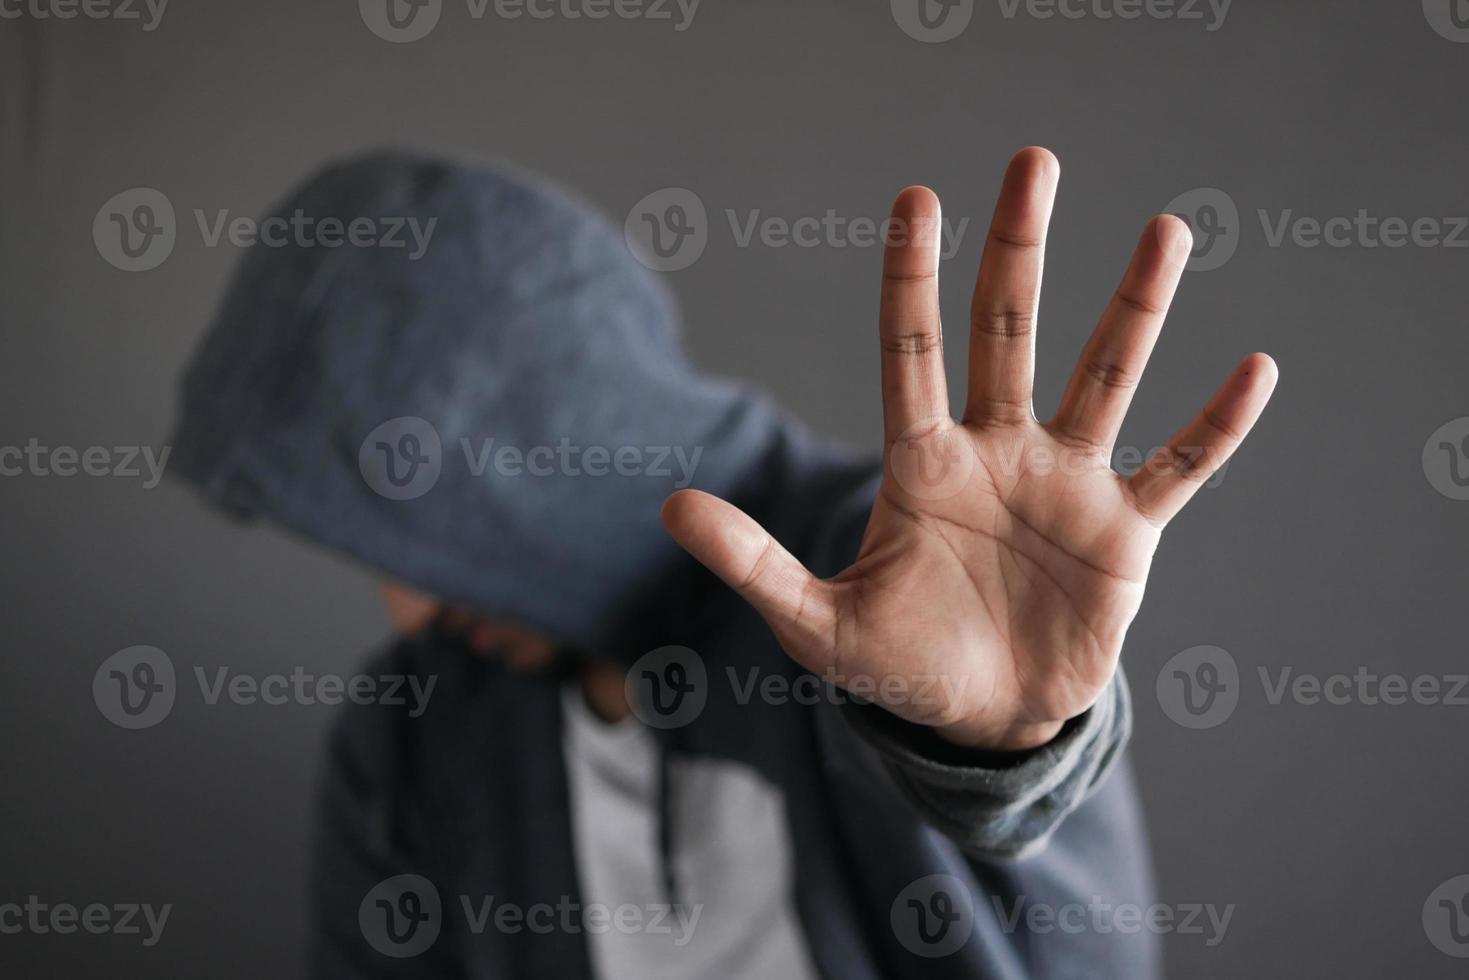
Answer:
[836,670,1131,859]
[803,468,1134,859]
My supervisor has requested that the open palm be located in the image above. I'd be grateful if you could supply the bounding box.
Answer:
[663,148,1277,750]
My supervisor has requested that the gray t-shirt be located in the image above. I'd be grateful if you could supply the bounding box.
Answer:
[560,685,821,980]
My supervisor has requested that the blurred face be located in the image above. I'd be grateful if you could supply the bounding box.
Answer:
[377,581,560,672]
[377,582,630,723]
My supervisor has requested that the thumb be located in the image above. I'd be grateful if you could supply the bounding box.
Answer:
[661,489,835,648]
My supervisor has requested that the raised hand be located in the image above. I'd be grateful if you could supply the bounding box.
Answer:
[662,148,1277,751]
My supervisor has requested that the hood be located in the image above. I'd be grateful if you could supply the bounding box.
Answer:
[170,149,797,656]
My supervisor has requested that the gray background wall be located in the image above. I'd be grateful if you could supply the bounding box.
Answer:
[3,0,1467,975]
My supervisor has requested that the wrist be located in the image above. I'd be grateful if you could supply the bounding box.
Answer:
[933,716,1065,752]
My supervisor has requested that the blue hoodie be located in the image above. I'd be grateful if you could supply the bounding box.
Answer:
[170,150,1158,979]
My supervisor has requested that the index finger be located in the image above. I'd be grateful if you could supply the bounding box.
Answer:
[879,185,951,444]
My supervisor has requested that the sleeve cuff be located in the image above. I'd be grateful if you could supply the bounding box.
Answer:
[837,668,1133,860]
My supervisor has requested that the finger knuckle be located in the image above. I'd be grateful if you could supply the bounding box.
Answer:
[971,307,1035,339]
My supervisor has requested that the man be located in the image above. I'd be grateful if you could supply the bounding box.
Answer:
[170,146,1275,978]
